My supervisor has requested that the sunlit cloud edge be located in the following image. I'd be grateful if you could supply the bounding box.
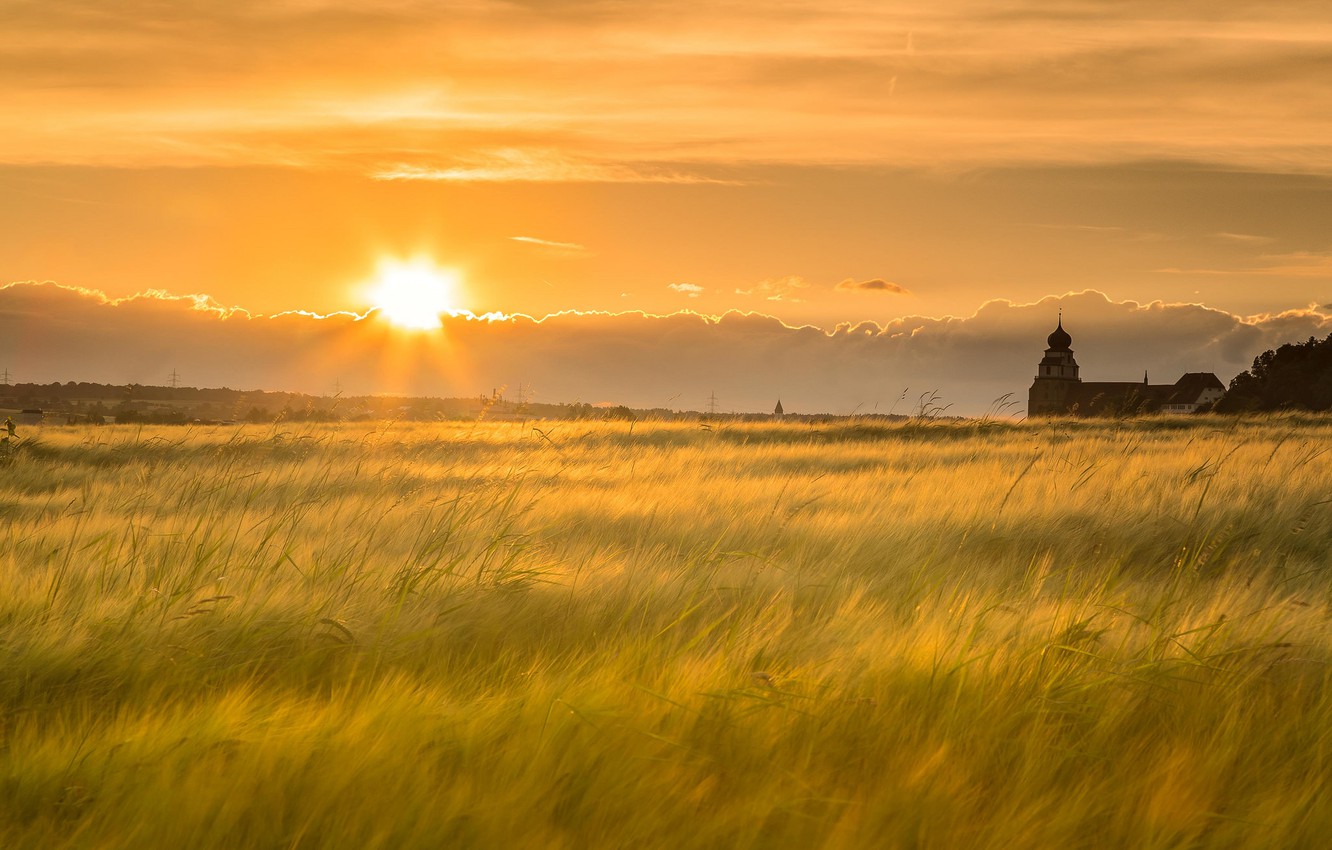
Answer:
[8,280,1329,339]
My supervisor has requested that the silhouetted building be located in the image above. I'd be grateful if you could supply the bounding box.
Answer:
[1028,317,1224,416]
[773,399,785,419]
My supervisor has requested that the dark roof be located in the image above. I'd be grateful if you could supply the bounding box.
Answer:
[1162,372,1225,404]
[1174,372,1225,391]
[1061,373,1225,413]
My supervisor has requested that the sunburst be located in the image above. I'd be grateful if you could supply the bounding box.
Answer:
[365,259,459,330]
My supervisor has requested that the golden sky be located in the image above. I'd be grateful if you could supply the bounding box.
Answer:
[3,1,1332,407]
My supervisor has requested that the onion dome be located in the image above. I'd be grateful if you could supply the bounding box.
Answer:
[1047,317,1072,351]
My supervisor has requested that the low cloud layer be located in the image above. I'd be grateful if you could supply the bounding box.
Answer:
[3,282,1329,416]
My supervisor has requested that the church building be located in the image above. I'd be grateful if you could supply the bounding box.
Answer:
[1028,316,1225,417]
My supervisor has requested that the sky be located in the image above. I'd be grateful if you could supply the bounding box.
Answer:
[3,1,1332,413]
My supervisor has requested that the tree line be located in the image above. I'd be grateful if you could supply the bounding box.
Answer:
[1217,333,1332,412]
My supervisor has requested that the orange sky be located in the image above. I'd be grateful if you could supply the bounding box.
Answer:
[3,1,1332,401]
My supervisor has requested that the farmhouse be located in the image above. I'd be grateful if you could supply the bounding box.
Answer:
[1028,317,1224,416]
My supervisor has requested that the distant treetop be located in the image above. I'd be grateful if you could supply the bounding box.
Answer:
[1216,333,1332,412]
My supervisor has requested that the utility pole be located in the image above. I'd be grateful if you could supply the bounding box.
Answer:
[706,391,719,419]
[169,368,181,389]
[0,368,10,386]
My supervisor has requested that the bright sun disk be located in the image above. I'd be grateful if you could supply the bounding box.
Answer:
[365,260,459,330]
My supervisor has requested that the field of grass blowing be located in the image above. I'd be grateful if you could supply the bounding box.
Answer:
[2,416,1331,848]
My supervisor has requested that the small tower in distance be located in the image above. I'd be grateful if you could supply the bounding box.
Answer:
[773,399,785,419]
[1028,313,1082,416]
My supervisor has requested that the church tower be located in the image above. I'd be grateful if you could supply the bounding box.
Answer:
[1028,315,1081,415]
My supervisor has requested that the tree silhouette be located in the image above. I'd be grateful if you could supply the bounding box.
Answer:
[1216,334,1332,412]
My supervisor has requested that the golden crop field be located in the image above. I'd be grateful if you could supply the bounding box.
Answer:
[3,417,1331,849]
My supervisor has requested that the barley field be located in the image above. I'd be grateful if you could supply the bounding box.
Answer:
[2,417,1331,849]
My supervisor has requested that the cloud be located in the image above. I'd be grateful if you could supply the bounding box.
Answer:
[6,3,1332,175]
[509,235,590,256]
[668,283,703,297]
[736,276,810,302]
[1155,252,1332,279]
[1022,224,1126,234]
[1212,232,1276,246]
[370,152,736,185]
[4,282,1330,417]
[1016,223,1167,243]
[836,278,910,295]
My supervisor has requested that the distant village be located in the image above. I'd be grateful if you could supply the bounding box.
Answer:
[0,381,904,427]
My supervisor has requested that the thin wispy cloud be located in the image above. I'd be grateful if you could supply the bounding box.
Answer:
[1212,232,1276,245]
[736,276,810,302]
[1016,223,1169,243]
[1156,252,1332,279]
[669,283,704,297]
[370,154,737,185]
[510,236,585,251]
[509,236,590,256]
[1020,224,1126,234]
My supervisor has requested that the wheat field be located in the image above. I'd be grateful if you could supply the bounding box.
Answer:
[2,417,1331,848]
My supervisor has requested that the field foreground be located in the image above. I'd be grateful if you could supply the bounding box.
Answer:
[3,417,1332,848]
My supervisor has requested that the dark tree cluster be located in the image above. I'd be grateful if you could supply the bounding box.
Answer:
[1217,333,1332,412]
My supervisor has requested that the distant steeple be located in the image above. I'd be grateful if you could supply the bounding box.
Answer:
[1144,370,1149,385]
[773,399,785,418]
[1029,313,1081,415]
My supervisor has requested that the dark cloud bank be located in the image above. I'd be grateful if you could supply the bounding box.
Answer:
[3,282,1329,416]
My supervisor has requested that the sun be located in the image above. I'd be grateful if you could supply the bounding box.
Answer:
[364,259,460,330]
